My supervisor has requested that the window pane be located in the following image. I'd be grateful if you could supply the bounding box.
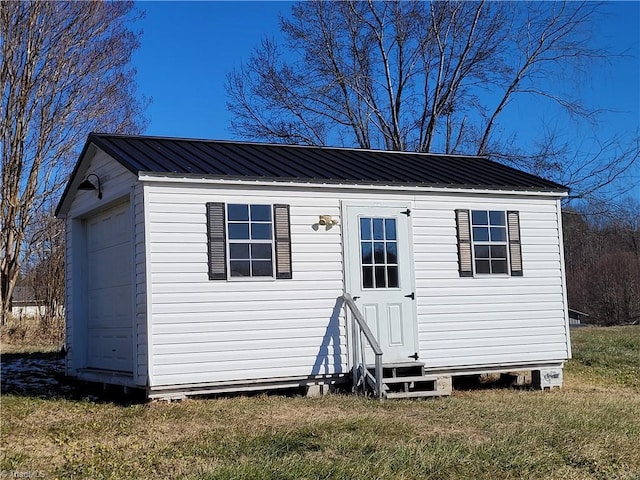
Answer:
[489,210,505,226]
[491,259,508,274]
[250,204,271,222]
[228,223,249,239]
[387,266,399,288]
[473,227,489,242]
[251,243,272,260]
[472,210,488,225]
[230,243,249,259]
[227,204,249,221]
[474,245,489,259]
[362,266,373,288]
[252,260,273,276]
[385,219,396,240]
[373,218,384,240]
[374,242,385,263]
[386,242,397,264]
[361,242,372,264]
[490,245,507,259]
[475,260,491,274]
[251,223,272,240]
[490,227,507,242]
[375,266,386,288]
[230,260,250,277]
[360,218,372,240]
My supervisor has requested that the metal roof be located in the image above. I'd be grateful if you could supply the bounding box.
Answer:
[85,133,567,192]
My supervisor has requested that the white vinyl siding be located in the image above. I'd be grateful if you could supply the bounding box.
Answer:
[412,196,568,369]
[145,185,345,387]
[144,181,569,387]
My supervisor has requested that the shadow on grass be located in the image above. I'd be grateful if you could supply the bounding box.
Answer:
[0,351,145,405]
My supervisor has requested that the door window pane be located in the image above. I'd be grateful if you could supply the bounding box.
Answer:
[374,242,385,263]
[386,242,397,264]
[360,218,372,240]
[385,219,396,240]
[375,266,387,288]
[362,266,374,289]
[361,242,372,264]
[373,218,384,240]
[387,266,399,288]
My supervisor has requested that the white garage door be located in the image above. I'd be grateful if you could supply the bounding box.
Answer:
[86,202,133,372]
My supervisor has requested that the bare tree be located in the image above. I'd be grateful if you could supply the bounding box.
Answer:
[23,209,64,333]
[1,1,147,322]
[226,0,638,199]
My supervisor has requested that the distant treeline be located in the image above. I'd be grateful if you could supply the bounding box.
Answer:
[563,203,640,325]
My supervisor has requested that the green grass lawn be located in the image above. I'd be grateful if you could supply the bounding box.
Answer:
[2,326,639,480]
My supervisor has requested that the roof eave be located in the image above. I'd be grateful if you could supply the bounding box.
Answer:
[137,171,570,196]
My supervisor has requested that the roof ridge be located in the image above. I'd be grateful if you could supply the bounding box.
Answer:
[88,132,489,159]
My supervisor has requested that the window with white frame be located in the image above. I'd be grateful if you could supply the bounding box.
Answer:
[455,209,523,277]
[471,210,508,274]
[206,202,292,280]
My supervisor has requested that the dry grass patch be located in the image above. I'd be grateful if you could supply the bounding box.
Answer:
[2,326,640,479]
[1,315,63,353]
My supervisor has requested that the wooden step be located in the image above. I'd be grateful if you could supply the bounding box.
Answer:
[380,362,425,369]
[382,375,438,384]
[385,390,447,399]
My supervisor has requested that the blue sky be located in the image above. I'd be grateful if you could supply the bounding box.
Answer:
[133,1,288,139]
[131,1,639,195]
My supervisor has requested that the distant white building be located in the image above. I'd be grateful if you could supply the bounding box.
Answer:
[10,286,46,318]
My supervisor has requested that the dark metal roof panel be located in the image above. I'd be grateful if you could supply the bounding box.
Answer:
[86,133,568,192]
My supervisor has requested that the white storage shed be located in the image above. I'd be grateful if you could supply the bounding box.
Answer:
[56,134,571,399]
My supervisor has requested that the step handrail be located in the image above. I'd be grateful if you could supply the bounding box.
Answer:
[342,293,383,398]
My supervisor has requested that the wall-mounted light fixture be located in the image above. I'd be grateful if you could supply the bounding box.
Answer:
[318,215,339,229]
[77,173,102,199]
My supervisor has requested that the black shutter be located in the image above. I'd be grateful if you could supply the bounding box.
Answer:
[455,209,473,277]
[273,204,292,279]
[206,202,227,280]
[507,210,523,276]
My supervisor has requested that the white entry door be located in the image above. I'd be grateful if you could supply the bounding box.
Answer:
[85,202,133,372]
[344,204,418,364]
